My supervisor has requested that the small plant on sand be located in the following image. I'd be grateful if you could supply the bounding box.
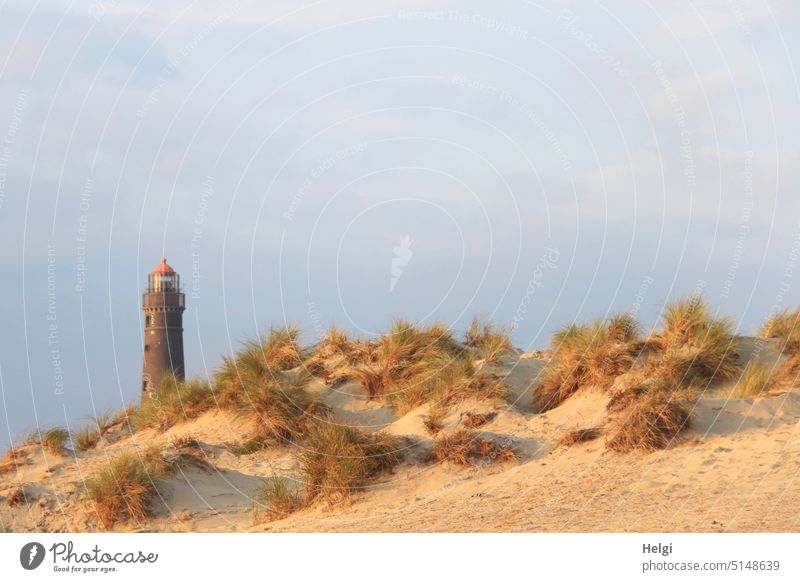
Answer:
[606,396,690,453]
[255,477,304,521]
[299,422,401,504]
[732,362,776,398]
[432,430,517,466]
[464,317,512,364]
[86,450,173,529]
[0,447,27,475]
[556,427,602,448]
[40,427,70,456]
[6,487,26,507]
[461,411,497,429]
[74,425,100,452]
[422,407,446,435]
[91,411,115,436]
[133,376,214,431]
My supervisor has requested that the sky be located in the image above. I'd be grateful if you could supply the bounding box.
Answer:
[0,0,798,449]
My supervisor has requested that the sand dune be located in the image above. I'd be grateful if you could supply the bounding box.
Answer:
[2,337,799,533]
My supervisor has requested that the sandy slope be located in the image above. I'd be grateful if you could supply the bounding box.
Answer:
[2,338,799,533]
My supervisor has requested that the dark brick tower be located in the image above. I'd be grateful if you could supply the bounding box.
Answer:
[141,258,185,399]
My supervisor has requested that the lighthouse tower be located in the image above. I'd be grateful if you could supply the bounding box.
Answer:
[141,258,185,399]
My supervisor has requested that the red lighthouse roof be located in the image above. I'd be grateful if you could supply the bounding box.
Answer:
[151,257,176,275]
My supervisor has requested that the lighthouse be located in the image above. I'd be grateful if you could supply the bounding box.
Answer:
[141,258,185,399]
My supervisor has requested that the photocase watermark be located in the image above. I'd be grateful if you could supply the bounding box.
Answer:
[283,142,368,221]
[511,247,560,332]
[765,217,800,322]
[20,542,46,570]
[451,76,573,172]
[136,2,248,118]
[557,10,629,77]
[307,301,326,342]
[720,150,754,300]
[20,540,159,573]
[0,88,28,211]
[727,0,753,37]
[397,10,530,39]
[390,235,413,292]
[74,177,93,293]
[190,175,215,299]
[46,244,65,397]
[87,0,122,21]
[631,276,655,317]
[652,60,696,194]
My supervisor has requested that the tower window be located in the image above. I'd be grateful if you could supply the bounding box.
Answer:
[145,315,152,327]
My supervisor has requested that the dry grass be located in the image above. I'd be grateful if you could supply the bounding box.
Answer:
[732,362,777,398]
[606,396,691,453]
[462,411,497,429]
[606,384,649,413]
[318,326,351,357]
[535,299,740,412]
[85,450,173,530]
[534,315,640,412]
[74,425,100,452]
[238,381,329,449]
[133,376,214,431]
[760,308,800,352]
[6,487,26,507]
[422,407,446,435]
[0,447,27,475]
[255,477,304,521]
[299,422,402,504]
[213,327,307,408]
[257,325,304,371]
[91,411,115,436]
[464,317,512,363]
[556,427,603,448]
[349,320,499,413]
[432,430,517,466]
[648,296,740,391]
[39,427,70,456]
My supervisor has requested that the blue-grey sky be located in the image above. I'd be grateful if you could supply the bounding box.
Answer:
[1,0,798,450]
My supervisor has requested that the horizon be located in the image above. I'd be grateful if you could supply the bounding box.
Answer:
[1,1,799,451]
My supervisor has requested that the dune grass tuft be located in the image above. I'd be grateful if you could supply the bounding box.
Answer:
[461,411,497,429]
[133,376,214,432]
[422,407,446,435]
[606,396,690,453]
[255,477,305,521]
[648,295,740,391]
[40,427,70,456]
[533,315,640,412]
[556,427,602,448]
[6,487,26,507]
[237,381,329,449]
[299,422,402,504]
[464,317,513,364]
[760,308,800,352]
[85,450,173,529]
[0,447,27,475]
[432,430,517,466]
[732,362,777,398]
[74,425,100,452]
